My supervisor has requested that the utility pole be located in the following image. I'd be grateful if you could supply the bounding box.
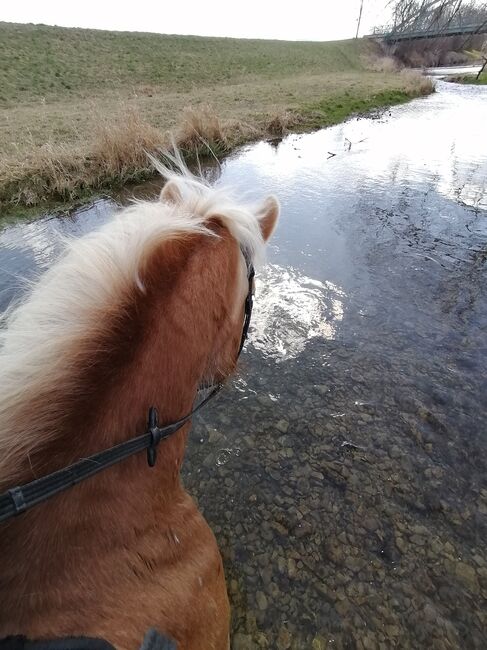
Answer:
[356,0,365,38]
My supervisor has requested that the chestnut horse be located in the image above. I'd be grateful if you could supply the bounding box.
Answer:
[0,164,279,650]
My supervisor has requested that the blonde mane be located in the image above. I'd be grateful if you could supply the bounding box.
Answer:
[0,162,267,484]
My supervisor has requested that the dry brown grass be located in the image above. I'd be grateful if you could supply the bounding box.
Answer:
[1,146,83,206]
[265,110,302,137]
[0,112,166,206]
[175,106,228,152]
[399,69,435,96]
[366,56,403,73]
[0,113,163,206]
[92,110,164,174]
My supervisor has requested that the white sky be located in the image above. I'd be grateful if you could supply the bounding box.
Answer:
[0,1,393,41]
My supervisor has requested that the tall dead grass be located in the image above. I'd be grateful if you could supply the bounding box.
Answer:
[0,106,248,207]
[0,114,164,206]
[399,69,435,96]
[367,56,404,73]
[175,106,228,152]
[366,50,435,95]
[92,110,164,174]
[265,110,302,137]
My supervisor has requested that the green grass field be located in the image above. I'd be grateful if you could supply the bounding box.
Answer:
[0,23,370,105]
[0,22,433,212]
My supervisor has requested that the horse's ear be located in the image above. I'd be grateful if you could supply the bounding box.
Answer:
[160,180,182,204]
[257,196,279,241]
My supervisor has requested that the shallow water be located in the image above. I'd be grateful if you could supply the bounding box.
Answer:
[424,64,482,77]
[1,80,487,649]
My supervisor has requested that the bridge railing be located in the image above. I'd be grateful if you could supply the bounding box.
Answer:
[366,22,487,41]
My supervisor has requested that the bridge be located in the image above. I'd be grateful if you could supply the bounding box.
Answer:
[366,21,487,43]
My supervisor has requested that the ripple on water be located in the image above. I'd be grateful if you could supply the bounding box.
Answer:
[251,263,346,360]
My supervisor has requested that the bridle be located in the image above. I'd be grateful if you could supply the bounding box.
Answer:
[0,254,255,524]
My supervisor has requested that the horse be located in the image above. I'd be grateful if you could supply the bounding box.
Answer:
[0,161,279,650]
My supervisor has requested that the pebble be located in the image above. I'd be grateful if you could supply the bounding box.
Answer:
[207,427,224,444]
[390,445,401,459]
[256,591,268,610]
[345,556,365,573]
[276,419,289,434]
[232,633,253,650]
[276,628,292,650]
[455,561,480,593]
[287,558,297,578]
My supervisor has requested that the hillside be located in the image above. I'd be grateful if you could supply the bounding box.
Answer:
[0,23,372,105]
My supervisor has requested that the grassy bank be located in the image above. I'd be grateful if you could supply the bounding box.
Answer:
[449,73,487,85]
[0,22,433,212]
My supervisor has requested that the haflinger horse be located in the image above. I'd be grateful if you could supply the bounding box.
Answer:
[0,159,279,650]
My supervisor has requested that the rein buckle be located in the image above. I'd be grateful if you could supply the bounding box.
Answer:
[147,407,160,467]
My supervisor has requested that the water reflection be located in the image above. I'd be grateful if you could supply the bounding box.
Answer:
[223,80,487,214]
[0,199,117,311]
[252,264,345,360]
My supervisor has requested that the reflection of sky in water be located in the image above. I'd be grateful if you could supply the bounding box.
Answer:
[251,264,345,360]
[221,80,486,213]
[0,200,116,310]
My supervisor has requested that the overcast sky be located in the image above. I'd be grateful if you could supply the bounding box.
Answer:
[1,0,393,41]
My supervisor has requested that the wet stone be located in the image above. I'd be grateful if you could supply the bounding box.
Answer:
[455,562,480,594]
[276,628,292,650]
[256,591,268,610]
[276,419,289,434]
[287,558,297,579]
[389,445,402,459]
[363,517,380,532]
[344,556,366,573]
[207,427,224,444]
[314,385,330,396]
[232,633,253,650]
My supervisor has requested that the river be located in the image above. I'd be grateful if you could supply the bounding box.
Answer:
[1,78,486,649]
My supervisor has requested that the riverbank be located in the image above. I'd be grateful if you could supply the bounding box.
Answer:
[0,22,433,214]
[449,72,487,84]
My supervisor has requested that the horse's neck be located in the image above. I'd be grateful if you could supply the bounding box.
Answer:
[0,318,203,601]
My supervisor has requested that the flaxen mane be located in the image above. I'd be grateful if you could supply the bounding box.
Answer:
[0,162,268,487]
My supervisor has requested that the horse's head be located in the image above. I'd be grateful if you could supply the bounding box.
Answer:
[0,160,279,488]
[157,170,279,390]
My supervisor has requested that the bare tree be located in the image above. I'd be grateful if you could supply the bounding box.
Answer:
[379,0,487,66]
